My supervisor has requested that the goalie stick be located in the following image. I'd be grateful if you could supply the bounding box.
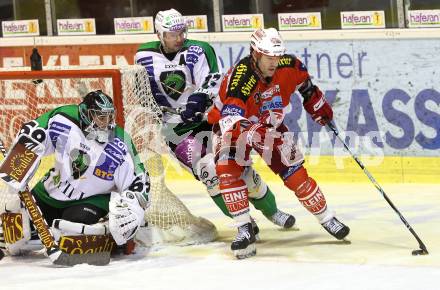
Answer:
[327,122,429,256]
[0,137,111,265]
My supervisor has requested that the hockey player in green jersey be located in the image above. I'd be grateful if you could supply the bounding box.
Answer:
[0,90,150,255]
[135,8,295,233]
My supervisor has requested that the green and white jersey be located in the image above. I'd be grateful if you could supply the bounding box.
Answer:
[135,39,220,123]
[24,105,149,206]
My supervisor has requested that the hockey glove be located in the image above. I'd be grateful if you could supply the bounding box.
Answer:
[246,123,283,151]
[259,109,284,128]
[303,89,333,126]
[180,92,209,123]
[109,191,145,245]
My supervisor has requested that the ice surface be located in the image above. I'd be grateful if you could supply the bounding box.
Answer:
[1,182,439,290]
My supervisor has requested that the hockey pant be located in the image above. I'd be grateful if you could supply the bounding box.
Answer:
[215,124,334,224]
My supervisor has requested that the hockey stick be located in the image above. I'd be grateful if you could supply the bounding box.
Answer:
[327,122,429,256]
[160,106,206,121]
[0,138,109,265]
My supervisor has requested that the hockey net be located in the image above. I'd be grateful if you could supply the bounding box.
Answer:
[0,65,217,246]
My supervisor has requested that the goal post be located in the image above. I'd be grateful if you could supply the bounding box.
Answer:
[0,65,217,246]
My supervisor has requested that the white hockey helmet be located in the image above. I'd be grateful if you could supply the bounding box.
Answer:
[250,28,286,57]
[155,8,187,40]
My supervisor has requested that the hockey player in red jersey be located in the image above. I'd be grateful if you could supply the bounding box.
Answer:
[209,28,350,258]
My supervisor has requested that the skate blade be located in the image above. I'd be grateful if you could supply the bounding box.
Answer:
[233,243,256,259]
[255,233,261,242]
[341,238,351,244]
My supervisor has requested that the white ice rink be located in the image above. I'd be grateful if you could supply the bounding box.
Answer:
[1,182,439,290]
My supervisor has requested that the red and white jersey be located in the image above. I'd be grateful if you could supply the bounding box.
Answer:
[208,54,311,133]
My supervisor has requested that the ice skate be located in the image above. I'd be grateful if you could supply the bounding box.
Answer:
[267,210,296,229]
[231,222,256,259]
[321,217,350,240]
[250,216,260,241]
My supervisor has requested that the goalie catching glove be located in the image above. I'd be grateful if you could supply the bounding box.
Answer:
[109,190,147,245]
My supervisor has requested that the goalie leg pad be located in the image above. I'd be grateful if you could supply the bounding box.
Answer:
[50,219,116,257]
[109,191,145,245]
[1,208,32,255]
[52,219,110,236]
[58,234,116,256]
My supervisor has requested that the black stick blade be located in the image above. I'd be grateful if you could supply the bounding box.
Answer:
[412,249,429,256]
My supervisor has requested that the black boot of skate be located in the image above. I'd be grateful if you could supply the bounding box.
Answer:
[321,217,350,240]
[267,210,296,229]
[250,217,260,241]
[231,222,256,259]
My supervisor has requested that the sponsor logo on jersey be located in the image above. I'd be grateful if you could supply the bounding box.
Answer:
[70,149,90,179]
[113,137,128,151]
[229,63,248,91]
[104,145,124,165]
[278,56,292,66]
[48,121,70,149]
[93,166,115,180]
[221,105,245,117]
[188,45,203,55]
[49,121,71,133]
[261,96,283,112]
[254,92,262,104]
[165,64,177,69]
[80,142,90,151]
[261,85,281,100]
[186,53,198,65]
[94,155,118,180]
[159,70,187,101]
[240,74,257,96]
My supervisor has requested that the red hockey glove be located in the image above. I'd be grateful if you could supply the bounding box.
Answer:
[258,109,284,128]
[303,89,333,126]
[245,122,286,151]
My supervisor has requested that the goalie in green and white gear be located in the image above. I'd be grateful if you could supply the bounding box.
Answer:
[135,8,295,236]
[0,90,150,256]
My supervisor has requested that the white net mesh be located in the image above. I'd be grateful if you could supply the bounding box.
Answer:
[0,65,217,246]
